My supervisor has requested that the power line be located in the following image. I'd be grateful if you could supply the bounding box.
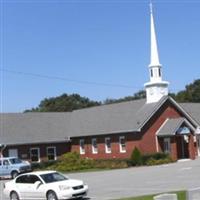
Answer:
[0,68,143,90]
[0,69,189,92]
[0,68,189,92]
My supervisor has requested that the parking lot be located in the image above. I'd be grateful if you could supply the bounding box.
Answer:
[1,158,200,200]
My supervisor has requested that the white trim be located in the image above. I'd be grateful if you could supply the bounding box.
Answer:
[79,139,85,155]
[92,138,98,154]
[30,147,40,163]
[105,137,111,154]
[119,136,126,153]
[155,136,159,153]
[47,146,57,161]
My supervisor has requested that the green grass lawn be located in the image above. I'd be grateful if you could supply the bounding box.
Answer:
[116,191,186,200]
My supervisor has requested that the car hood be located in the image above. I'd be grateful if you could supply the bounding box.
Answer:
[50,179,84,187]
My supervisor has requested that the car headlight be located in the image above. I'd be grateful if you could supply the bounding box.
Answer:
[59,185,71,190]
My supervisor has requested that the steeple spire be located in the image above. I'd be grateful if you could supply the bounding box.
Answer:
[144,1,169,104]
[149,1,161,67]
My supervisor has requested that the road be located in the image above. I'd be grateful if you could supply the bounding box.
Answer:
[1,158,200,200]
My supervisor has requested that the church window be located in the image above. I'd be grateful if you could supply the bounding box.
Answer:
[92,138,98,154]
[163,138,171,153]
[80,139,85,154]
[119,136,126,153]
[158,68,161,77]
[150,69,153,77]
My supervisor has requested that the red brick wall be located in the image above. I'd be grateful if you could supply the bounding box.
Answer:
[189,135,197,159]
[139,102,182,154]
[3,142,71,162]
[170,137,178,160]
[71,133,142,159]
[141,101,198,160]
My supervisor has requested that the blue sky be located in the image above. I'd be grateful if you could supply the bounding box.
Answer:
[1,0,200,112]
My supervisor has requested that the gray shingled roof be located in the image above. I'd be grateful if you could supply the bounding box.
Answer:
[70,98,160,137]
[1,96,200,145]
[0,113,71,145]
[157,118,195,137]
[0,98,161,145]
[180,103,200,125]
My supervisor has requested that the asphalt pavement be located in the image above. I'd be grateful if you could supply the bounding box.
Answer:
[1,158,200,200]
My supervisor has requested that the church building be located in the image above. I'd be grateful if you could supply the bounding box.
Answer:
[1,3,200,162]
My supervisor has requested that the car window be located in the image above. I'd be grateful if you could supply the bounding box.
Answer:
[3,160,9,166]
[9,158,23,164]
[29,175,41,183]
[16,175,41,184]
[40,172,67,183]
[16,175,29,183]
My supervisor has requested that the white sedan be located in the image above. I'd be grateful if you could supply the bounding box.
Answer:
[3,170,89,200]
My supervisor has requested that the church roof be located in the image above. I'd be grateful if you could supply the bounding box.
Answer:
[0,97,166,145]
[0,96,199,145]
[180,103,200,125]
[157,118,195,137]
[0,112,71,145]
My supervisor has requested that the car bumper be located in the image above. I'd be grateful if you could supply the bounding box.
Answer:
[57,185,89,199]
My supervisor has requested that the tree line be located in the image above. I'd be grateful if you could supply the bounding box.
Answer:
[25,79,200,112]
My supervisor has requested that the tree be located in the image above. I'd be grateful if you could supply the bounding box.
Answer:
[174,79,200,102]
[103,90,146,104]
[130,147,143,166]
[24,79,200,112]
[25,93,101,112]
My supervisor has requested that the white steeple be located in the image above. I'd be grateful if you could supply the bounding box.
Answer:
[144,1,169,104]
[149,2,160,68]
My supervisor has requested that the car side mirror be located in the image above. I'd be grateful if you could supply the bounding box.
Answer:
[35,181,42,189]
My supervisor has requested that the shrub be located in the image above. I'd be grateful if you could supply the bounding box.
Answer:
[94,159,129,169]
[142,152,171,165]
[130,147,143,166]
[152,152,170,160]
[146,157,173,166]
[129,149,173,167]
[31,160,58,171]
[51,152,95,172]
[33,154,130,172]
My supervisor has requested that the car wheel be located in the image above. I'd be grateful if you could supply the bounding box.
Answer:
[47,191,58,200]
[10,191,20,200]
[11,171,18,179]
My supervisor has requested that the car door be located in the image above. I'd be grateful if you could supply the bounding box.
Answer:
[16,174,45,199]
[15,175,31,199]
[1,159,11,176]
[27,175,45,199]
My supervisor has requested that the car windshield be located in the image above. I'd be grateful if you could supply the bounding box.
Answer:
[40,172,68,183]
[9,158,23,164]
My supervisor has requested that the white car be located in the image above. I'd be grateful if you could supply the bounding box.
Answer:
[3,170,89,200]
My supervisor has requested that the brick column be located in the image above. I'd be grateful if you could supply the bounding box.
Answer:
[188,134,196,160]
